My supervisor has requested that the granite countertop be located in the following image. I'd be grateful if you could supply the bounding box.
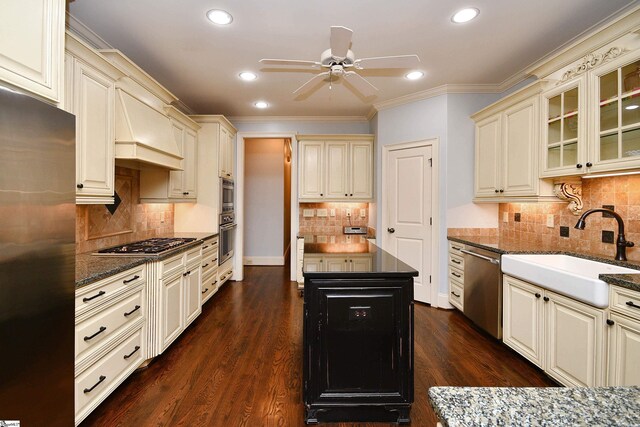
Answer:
[76,232,218,288]
[429,386,640,427]
[448,235,640,292]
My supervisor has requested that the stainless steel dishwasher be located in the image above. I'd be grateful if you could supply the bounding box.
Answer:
[461,247,502,339]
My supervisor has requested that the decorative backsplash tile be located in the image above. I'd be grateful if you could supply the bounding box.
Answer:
[76,167,174,254]
[299,202,368,235]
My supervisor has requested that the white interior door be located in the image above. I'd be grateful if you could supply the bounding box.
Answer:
[386,145,433,303]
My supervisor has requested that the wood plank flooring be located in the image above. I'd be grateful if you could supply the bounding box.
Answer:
[81,265,556,426]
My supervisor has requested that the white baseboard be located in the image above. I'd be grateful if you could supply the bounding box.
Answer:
[243,256,284,266]
[437,293,454,309]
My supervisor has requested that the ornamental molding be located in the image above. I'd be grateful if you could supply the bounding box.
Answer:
[553,182,583,215]
[559,47,624,84]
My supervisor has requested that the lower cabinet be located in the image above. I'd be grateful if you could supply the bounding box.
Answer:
[503,275,605,387]
[161,272,184,350]
[607,285,640,386]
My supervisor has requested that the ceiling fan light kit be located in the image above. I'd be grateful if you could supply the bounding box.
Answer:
[260,26,421,99]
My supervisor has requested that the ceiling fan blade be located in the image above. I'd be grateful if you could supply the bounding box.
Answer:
[330,26,353,59]
[260,58,321,67]
[354,54,421,69]
[344,71,378,97]
[293,72,330,95]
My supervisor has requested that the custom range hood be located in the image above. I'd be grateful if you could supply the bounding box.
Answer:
[101,49,183,170]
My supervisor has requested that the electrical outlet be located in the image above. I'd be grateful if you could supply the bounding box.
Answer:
[602,205,615,218]
[330,208,336,217]
[560,226,569,237]
[602,230,615,244]
[546,214,554,228]
[316,208,328,217]
[514,213,521,222]
[360,209,366,218]
[346,208,351,217]
[303,209,314,217]
[503,212,508,223]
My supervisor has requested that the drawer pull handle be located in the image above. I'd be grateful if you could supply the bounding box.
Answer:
[183,270,191,277]
[123,275,140,284]
[123,346,140,360]
[213,280,218,285]
[202,288,209,294]
[203,245,209,250]
[213,258,218,262]
[452,246,461,251]
[84,326,107,341]
[83,290,105,302]
[451,259,461,264]
[626,301,640,310]
[124,305,141,317]
[535,293,541,298]
[84,375,106,393]
[543,296,550,302]
[451,272,461,278]
[451,291,460,298]
[202,263,209,268]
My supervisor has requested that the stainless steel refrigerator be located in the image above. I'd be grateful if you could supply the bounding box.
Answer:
[0,88,75,426]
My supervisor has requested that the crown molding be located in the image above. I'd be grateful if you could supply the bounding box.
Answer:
[66,13,112,50]
[372,84,503,112]
[227,115,369,123]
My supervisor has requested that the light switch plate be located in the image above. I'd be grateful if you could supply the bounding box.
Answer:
[503,212,508,223]
[330,208,336,217]
[316,208,328,217]
[346,208,351,217]
[546,214,554,228]
[360,209,366,218]
[303,209,314,217]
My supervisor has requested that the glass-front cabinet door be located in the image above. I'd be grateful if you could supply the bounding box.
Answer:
[589,53,640,172]
[540,77,586,177]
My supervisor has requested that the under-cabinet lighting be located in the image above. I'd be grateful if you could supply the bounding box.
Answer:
[207,9,233,25]
[452,8,479,24]
[582,170,640,179]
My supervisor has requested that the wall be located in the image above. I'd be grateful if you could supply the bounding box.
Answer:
[244,138,285,262]
[76,167,174,253]
[299,202,369,235]
[284,139,292,255]
[231,119,370,135]
[499,175,640,262]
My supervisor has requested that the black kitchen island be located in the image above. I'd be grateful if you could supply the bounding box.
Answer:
[301,235,418,424]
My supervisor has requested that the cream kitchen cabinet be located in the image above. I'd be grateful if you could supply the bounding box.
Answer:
[472,82,555,202]
[503,274,605,387]
[607,285,640,386]
[298,134,374,201]
[219,124,235,179]
[65,32,126,204]
[447,241,465,312]
[140,107,200,202]
[0,0,64,102]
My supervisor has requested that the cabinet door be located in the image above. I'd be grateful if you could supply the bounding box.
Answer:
[545,291,604,387]
[304,256,324,273]
[350,256,372,272]
[350,141,373,199]
[0,0,64,102]
[474,115,501,197]
[74,60,115,202]
[184,266,202,327]
[299,141,324,199]
[502,97,539,196]
[225,130,234,179]
[325,142,349,199]
[219,126,230,178]
[168,122,185,198]
[607,312,640,386]
[502,276,544,367]
[325,257,349,272]
[182,129,198,198]
[161,274,184,351]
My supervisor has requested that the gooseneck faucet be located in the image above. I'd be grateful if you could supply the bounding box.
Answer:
[574,208,635,261]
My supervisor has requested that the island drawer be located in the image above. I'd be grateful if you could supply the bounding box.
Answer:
[449,281,464,311]
[610,285,640,321]
[76,266,145,314]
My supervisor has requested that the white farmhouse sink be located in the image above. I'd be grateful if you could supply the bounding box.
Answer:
[501,254,638,308]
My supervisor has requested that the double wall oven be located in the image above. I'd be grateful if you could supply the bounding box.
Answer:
[219,178,236,265]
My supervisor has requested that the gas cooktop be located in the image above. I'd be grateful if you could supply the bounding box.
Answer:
[94,237,197,255]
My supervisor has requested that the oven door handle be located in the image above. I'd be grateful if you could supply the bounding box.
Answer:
[220,223,237,231]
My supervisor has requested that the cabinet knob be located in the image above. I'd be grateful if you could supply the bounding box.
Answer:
[576,163,583,169]
[586,162,593,167]
[543,296,549,302]
[350,193,353,196]
[606,319,615,326]
[387,228,395,233]
[495,189,499,193]
[499,189,504,193]
[183,192,189,195]
[77,183,84,189]
[345,193,348,196]
[535,293,541,298]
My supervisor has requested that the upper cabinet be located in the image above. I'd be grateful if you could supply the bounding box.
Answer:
[219,125,235,179]
[472,82,555,202]
[298,135,374,202]
[65,32,126,204]
[0,0,64,103]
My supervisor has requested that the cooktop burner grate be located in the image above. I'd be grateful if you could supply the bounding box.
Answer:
[96,237,197,255]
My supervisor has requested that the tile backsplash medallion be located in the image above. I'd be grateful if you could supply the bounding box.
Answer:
[76,167,174,254]
[499,175,640,262]
[299,202,368,235]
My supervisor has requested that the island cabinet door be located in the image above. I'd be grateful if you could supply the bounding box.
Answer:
[304,279,413,408]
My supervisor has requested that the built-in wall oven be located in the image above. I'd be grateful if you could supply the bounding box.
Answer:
[219,211,236,265]
[221,178,234,213]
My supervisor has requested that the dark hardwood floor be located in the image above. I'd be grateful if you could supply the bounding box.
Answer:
[81,265,556,427]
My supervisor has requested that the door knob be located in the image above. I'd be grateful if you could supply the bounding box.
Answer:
[387,228,395,233]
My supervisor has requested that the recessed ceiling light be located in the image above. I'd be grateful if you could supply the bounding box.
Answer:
[239,72,257,81]
[254,101,269,109]
[206,9,233,25]
[452,8,479,24]
[625,104,639,110]
[405,71,424,80]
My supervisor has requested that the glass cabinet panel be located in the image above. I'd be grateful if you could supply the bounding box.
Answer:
[543,81,582,173]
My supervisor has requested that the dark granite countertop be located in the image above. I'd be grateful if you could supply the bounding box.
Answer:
[76,232,218,288]
[429,386,640,427]
[448,236,640,292]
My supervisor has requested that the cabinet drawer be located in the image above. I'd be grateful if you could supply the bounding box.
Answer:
[201,269,218,304]
[185,246,202,264]
[448,252,464,269]
[449,281,464,311]
[448,265,464,283]
[201,237,218,256]
[201,250,219,277]
[75,288,144,360]
[75,327,144,421]
[76,266,145,313]
[161,252,185,278]
[610,285,640,321]
[448,241,465,255]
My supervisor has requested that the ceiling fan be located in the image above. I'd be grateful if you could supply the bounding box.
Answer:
[260,26,421,98]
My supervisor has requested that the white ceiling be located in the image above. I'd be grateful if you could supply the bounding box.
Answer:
[69,0,638,117]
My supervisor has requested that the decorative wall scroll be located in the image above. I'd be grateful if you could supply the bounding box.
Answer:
[553,182,583,215]
[559,47,624,84]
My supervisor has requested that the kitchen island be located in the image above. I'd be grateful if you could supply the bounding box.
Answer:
[301,236,418,424]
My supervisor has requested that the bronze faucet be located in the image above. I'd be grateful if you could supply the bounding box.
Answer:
[574,208,634,261]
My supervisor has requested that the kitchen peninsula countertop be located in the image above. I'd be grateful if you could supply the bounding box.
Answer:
[76,232,218,288]
[448,235,640,292]
[428,386,640,426]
